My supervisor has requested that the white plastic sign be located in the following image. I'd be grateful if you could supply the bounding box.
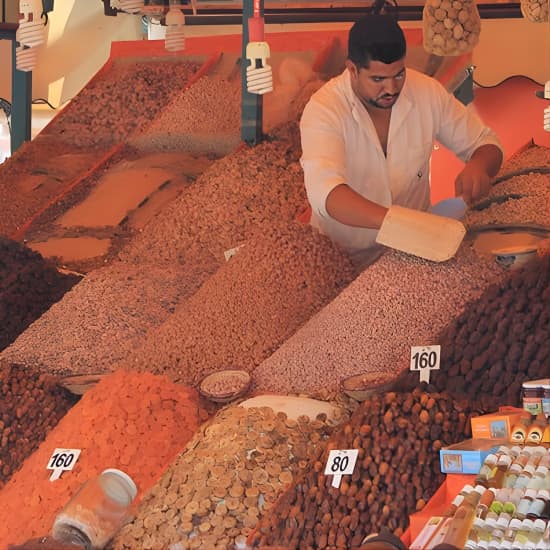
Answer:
[410,345,441,384]
[47,448,81,481]
[223,244,245,262]
[324,449,358,488]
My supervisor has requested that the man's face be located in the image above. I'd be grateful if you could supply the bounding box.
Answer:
[347,58,406,111]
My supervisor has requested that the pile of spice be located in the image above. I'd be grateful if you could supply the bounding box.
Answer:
[0,370,200,547]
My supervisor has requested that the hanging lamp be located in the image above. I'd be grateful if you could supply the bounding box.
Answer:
[165,1,186,52]
[118,0,145,14]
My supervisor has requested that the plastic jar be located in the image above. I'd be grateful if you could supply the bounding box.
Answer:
[52,469,137,549]
[522,380,544,415]
[422,0,481,56]
[541,381,550,418]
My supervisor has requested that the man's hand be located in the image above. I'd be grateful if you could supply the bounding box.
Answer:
[454,143,503,205]
[454,161,493,205]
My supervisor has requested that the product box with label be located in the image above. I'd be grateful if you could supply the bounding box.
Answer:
[470,406,532,440]
[439,438,504,474]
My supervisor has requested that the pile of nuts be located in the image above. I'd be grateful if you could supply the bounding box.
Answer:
[112,404,340,550]
[398,254,550,410]
[0,236,80,352]
[520,0,549,22]
[122,220,355,386]
[249,389,477,548]
[422,0,481,56]
[0,362,77,489]
[43,59,200,147]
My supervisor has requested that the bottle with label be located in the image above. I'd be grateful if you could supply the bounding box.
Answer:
[515,464,536,489]
[477,488,496,518]
[516,489,538,520]
[513,518,535,547]
[538,451,550,470]
[522,380,543,415]
[504,462,523,488]
[439,485,485,549]
[504,517,523,542]
[529,518,546,546]
[443,493,464,517]
[475,453,499,487]
[542,381,550,419]
[504,487,524,516]
[490,487,509,514]
[464,516,486,548]
[527,466,549,491]
[526,447,545,468]
[526,489,549,520]
[487,454,512,489]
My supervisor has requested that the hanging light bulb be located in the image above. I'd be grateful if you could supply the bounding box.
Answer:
[118,0,145,14]
[18,0,47,48]
[165,2,186,52]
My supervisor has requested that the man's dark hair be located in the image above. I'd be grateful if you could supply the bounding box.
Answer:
[348,14,406,68]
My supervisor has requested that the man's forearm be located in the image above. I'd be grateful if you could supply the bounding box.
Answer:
[325,184,388,229]
[468,143,503,177]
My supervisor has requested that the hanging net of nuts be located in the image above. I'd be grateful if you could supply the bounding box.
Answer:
[520,0,549,22]
[422,0,482,56]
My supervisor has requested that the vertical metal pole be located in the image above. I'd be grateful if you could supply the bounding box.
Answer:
[241,0,263,145]
[10,39,32,154]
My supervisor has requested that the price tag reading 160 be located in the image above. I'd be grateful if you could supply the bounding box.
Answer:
[410,345,441,384]
[324,449,359,489]
[47,448,81,481]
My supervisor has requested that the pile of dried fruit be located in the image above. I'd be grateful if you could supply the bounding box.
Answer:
[0,237,80,352]
[0,363,77,489]
[43,59,200,147]
[248,389,478,549]
[397,254,550,409]
[0,370,200,547]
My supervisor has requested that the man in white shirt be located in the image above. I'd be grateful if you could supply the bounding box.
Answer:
[300,14,503,262]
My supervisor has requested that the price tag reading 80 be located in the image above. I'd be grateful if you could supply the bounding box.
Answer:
[47,448,81,481]
[410,345,441,384]
[324,449,358,488]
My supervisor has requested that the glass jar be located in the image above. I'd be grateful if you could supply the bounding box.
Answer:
[520,0,549,22]
[52,469,137,549]
[422,0,481,56]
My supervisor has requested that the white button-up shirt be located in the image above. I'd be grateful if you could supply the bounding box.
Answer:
[300,68,503,252]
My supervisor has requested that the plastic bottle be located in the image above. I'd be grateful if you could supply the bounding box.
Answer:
[503,487,524,515]
[512,447,533,470]
[517,489,538,520]
[490,487,509,514]
[439,485,485,549]
[504,461,523,488]
[529,518,546,545]
[526,447,545,468]
[527,466,549,491]
[465,516,486,548]
[487,454,512,489]
[515,464,537,489]
[504,517,523,542]
[52,468,138,549]
[513,518,534,547]
[477,488,496,519]
[475,453,499,486]
[526,489,549,520]
[443,493,465,516]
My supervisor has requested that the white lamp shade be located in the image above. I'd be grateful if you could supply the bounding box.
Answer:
[16,45,38,72]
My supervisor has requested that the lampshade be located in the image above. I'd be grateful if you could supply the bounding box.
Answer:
[119,0,145,14]
[16,45,38,72]
[165,7,186,52]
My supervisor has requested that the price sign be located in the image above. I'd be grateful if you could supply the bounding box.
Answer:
[47,448,81,481]
[324,449,358,488]
[223,244,245,262]
[410,345,441,384]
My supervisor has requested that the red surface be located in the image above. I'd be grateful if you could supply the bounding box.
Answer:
[431,76,550,204]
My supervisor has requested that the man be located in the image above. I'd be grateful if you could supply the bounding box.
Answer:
[300,14,503,263]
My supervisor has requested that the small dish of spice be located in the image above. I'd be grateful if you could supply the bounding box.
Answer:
[199,369,251,403]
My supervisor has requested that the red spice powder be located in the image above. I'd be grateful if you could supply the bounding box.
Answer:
[0,369,200,547]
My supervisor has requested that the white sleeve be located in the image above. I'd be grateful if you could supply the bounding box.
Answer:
[433,79,504,161]
[299,98,348,219]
